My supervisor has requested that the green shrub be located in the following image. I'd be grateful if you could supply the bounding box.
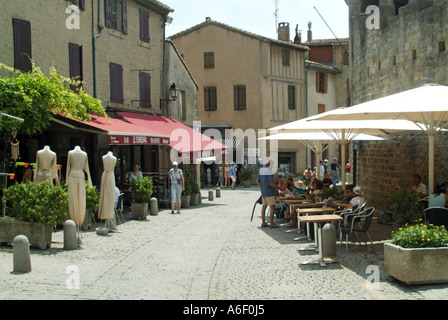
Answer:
[310,186,345,202]
[389,188,424,224]
[86,183,99,211]
[130,176,153,203]
[239,168,253,181]
[2,180,68,227]
[192,181,200,194]
[183,178,193,195]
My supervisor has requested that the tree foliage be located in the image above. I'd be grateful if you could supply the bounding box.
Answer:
[0,62,106,136]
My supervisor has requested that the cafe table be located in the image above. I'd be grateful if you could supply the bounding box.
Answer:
[282,202,326,232]
[298,214,343,267]
[294,207,336,240]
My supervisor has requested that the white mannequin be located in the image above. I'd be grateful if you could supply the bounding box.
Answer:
[34,145,59,185]
[99,151,118,231]
[66,146,92,227]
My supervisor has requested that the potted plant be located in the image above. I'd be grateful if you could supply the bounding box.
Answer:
[239,168,253,188]
[130,175,153,219]
[181,178,193,208]
[83,183,99,230]
[190,181,200,206]
[384,221,448,284]
[388,188,424,225]
[1,180,68,249]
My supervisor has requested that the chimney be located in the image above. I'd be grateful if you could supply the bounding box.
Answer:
[278,22,290,42]
[307,22,312,42]
[205,17,211,21]
[293,24,301,44]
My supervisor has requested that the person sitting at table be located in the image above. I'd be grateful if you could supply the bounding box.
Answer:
[305,178,323,200]
[290,180,306,197]
[409,174,428,197]
[326,186,365,209]
[284,180,307,227]
[428,181,448,208]
[278,181,291,197]
[129,163,143,183]
[286,177,295,192]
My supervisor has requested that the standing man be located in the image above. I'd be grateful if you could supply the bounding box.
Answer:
[256,160,280,228]
[230,162,237,190]
[331,157,340,185]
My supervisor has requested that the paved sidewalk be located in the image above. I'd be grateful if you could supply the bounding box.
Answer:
[1,186,448,300]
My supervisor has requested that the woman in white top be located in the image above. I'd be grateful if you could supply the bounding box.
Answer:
[169,162,184,214]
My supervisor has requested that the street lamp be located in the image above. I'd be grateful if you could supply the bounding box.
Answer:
[160,83,178,116]
[168,83,178,101]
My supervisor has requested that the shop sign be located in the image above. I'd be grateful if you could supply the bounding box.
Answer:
[109,135,170,145]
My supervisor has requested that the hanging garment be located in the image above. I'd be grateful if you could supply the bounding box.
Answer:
[34,146,58,184]
[99,152,117,221]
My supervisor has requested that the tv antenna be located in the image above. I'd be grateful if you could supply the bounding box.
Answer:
[274,0,279,33]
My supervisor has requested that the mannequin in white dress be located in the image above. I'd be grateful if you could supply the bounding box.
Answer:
[66,146,92,227]
[99,151,118,231]
[34,145,59,185]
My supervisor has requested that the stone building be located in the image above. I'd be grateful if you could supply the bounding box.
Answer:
[170,19,309,175]
[0,0,206,191]
[346,0,448,210]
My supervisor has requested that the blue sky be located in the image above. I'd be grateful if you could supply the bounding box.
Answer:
[163,0,349,41]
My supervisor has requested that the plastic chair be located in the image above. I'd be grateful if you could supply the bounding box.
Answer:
[250,195,263,221]
[115,193,124,224]
[340,207,375,251]
[423,207,448,229]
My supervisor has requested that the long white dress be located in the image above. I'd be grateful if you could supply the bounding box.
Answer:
[66,146,92,227]
[99,152,117,224]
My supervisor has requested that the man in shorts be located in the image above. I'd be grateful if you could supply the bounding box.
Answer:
[256,160,280,228]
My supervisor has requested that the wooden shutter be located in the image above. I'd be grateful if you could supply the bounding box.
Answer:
[13,18,32,72]
[139,72,151,108]
[110,62,123,103]
[69,43,83,90]
[122,0,128,34]
[105,0,112,28]
[234,85,246,110]
[288,85,296,109]
[204,87,217,111]
[139,9,149,42]
[79,0,86,11]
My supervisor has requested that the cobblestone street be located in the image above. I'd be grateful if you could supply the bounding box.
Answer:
[1,187,448,301]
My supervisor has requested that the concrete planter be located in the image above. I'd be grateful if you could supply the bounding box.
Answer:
[0,219,52,249]
[384,242,448,284]
[131,202,148,220]
[190,193,199,206]
[242,180,251,188]
[181,194,191,208]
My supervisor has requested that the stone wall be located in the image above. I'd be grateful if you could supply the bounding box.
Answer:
[357,131,448,211]
[347,0,448,211]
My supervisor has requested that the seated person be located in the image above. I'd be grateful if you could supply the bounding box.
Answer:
[278,181,291,197]
[322,177,332,190]
[290,180,306,197]
[428,181,448,208]
[286,177,295,192]
[129,163,143,183]
[327,186,365,210]
[409,174,428,197]
[305,179,324,200]
[114,186,120,209]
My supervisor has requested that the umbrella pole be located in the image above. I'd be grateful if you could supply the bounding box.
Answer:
[429,134,434,194]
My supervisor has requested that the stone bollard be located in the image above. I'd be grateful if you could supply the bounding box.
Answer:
[13,235,31,273]
[216,187,221,198]
[150,197,158,216]
[321,223,337,258]
[64,220,78,250]
[208,189,214,201]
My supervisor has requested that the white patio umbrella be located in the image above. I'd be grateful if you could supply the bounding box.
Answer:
[267,118,427,187]
[309,83,448,193]
[260,131,384,181]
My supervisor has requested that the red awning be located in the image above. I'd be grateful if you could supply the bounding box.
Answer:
[117,112,228,154]
[63,115,170,145]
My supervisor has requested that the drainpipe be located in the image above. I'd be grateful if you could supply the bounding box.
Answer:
[92,0,104,98]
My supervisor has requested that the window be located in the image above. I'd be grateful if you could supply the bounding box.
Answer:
[204,87,217,111]
[392,55,397,66]
[234,85,246,110]
[439,41,446,53]
[139,72,151,108]
[412,50,417,60]
[13,18,32,72]
[139,8,149,42]
[318,103,325,114]
[70,0,85,10]
[110,62,123,103]
[105,0,127,34]
[343,50,349,66]
[282,49,290,66]
[204,52,214,69]
[180,91,186,121]
[69,43,83,91]
[316,72,327,93]
[287,85,296,110]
